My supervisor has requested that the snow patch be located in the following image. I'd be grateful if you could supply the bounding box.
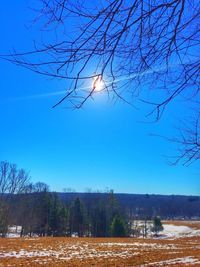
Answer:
[159,224,200,239]
[144,256,200,266]
[99,242,177,250]
[0,246,139,261]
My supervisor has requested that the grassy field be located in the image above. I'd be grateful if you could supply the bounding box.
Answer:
[0,221,200,266]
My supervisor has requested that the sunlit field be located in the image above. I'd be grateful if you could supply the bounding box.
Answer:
[0,221,200,267]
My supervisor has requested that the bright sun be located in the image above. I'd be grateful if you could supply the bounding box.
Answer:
[92,75,104,92]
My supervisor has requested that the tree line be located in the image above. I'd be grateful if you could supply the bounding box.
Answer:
[3,190,128,238]
[0,161,128,238]
[0,161,164,238]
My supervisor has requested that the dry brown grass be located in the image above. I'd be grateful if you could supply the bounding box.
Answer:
[0,221,200,266]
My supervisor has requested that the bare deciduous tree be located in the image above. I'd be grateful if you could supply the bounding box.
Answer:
[0,161,30,237]
[3,0,199,108]
[33,182,49,193]
[1,0,200,164]
[0,161,30,196]
[168,112,200,166]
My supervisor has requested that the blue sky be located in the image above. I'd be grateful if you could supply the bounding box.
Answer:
[0,1,199,195]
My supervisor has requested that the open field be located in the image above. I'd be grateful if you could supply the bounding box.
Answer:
[163,221,200,230]
[0,221,200,267]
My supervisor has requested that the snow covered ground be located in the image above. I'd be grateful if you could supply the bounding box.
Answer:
[6,226,22,238]
[144,256,200,266]
[0,227,200,266]
[159,224,200,239]
[6,222,200,239]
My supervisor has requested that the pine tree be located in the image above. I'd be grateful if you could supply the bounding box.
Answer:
[106,190,120,236]
[69,198,84,237]
[110,215,126,237]
[91,203,107,237]
[151,216,164,236]
[49,194,68,237]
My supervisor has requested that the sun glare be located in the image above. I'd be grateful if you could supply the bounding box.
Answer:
[92,75,104,92]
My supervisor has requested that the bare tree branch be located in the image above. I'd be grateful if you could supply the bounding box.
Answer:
[1,0,200,164]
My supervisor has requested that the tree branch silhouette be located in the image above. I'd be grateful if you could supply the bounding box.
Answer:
[2,0,200,164]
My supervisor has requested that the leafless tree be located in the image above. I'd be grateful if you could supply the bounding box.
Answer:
[168,112,200,166]
[0,161,30,237]
[33,182,49,193]
[1,0,200,164]
[0,161,30,196]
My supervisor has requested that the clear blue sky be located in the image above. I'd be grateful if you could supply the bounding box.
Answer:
[0,1,199,195]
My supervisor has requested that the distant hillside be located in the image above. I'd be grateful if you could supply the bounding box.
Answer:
[58,192,200,219]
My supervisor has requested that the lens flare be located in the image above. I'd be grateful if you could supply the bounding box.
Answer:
[92,75,103,92]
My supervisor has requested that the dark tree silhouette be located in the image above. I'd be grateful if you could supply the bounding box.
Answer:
[151,216,164,236]
[0,161,30,195]
[0,161,30,237]
[69,197,84,236]
[3,0,199,109]
[2,0,200,164]
[110,214,126,237]
[169,113,200,166]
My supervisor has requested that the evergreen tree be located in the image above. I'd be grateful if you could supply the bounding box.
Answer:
[49,194,68,236]
[69,197,84,236]
[91,203,107,237]
[36,192,52,236]
[0,202,9,237]
[110,215,126,237]
[151,216,164,236]
[106,190,120,236]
